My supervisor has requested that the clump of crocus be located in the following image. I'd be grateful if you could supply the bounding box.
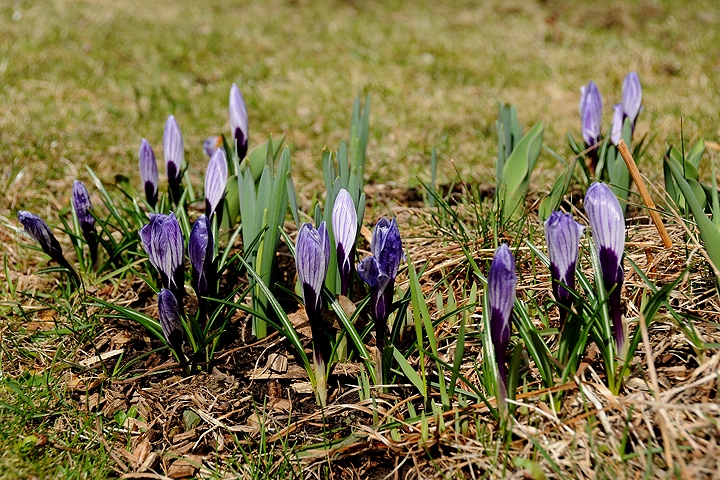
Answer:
[18,211,80,286]
[488,244,517,407]
[163,115,184,205]
[544,211,584,329]
[229,83,249,160]
[357,218,403,363]
[579,81,603,172]
[204,148,228,222]
[71,180,98,266]
[295,222,331,407]
[585,182,626,349]
[189,214,215,321]
[138,139,159,208]
[140,212,185,304]
[332,189,358,297]
[611,72,642,145]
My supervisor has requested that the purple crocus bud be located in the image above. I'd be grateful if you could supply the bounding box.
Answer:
[295,221,331,406]
[158,288,183,352]
[544,211,584,328]
[488,244,517,404]
[203,136,222,158]
[229,83,249,160]
[72,180,98,265]
[18,211,79,285]
[140,212,185,301]
[163,115,184,205]
[357,217,403,355]
[579,81,603,148]
[332,189,358,297]
[138,139,159,208]
[189,214,214,300]
[621,72,642,129]
[204,148,228,220]
[585,182,626,349]
[579,81,603,172]
[610,103,623,146]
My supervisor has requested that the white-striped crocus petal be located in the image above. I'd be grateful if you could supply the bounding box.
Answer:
[229,83,249,159]
[331,189,357,296]
[295,222,330,320]
[138,138,159,205]
[579,81,603,147]
[584,182,625,285]
[610,103,623,146]
[621,72,642,128]
[141,213,184,287]
[488,244,517,353]
[544,211,584,306]
[370,217,403,283]
[204,148,228,218]
[163,115,184,184]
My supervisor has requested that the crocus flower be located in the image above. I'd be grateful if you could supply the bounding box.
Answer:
[579,81,603,171]
[140,212,185,301]
[158,288,184,352]
[332,189,358,297]
[295,221,331,406]
[611,72,643,146]
[585,182,626,348]
[203,135,222,157]
[71,180,98,265]
[189,214,214,301]
[488,244,517,405]
[357,218,403,356]
[138,139,159,208]
[18,211,79,285]
[621,72,642,129]
[610,103,624,146]
[544,211,584,328]
[204,148,228,220]
[163,115,184,205]
[229,83,249,160]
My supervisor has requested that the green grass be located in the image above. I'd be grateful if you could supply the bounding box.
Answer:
[2,0,720,478]
[1,0,719,204]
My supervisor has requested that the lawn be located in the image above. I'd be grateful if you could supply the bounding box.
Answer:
[1,0,720,478]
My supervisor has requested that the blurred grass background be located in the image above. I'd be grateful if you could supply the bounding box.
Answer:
[1,0,719,215]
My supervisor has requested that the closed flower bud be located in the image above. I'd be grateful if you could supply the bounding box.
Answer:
[71,180,98,265]
[140,213,185,300]
[331,189,358,297]
[610,103,623,146]
[229,83,249,160]
[488,244,517,402]
[585,182,626,348]
[18,211,79,285]
[138,139,159,208]
[158,288,183,351]
[357,217,403,355]
[163,115,184,204]
[579,81,603,149]
[295,221,331,407]
[544,211,584,327]
[621,72,642,129]
[189,214,214,299]
[204,148,228,220]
